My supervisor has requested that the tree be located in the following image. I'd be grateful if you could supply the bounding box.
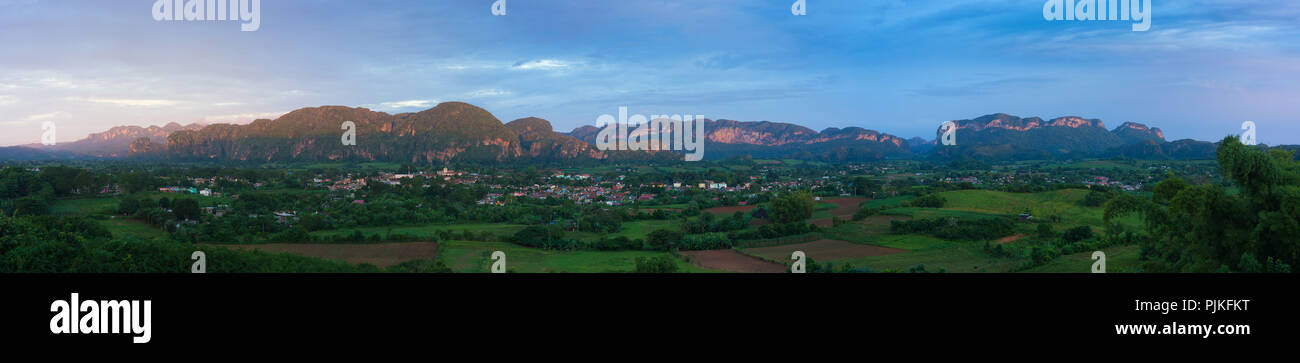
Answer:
[646,229,683,251]
[117,197,142,215]
[909,194,947,208]
[1062,226,1093,243]
[172,198,201,221]
[13,197,48,216]
[1152,174,1187,204]
[1036,223,1054,238]
[770,191,814,224]
[635,256,679,273]
[1105,137,1300,272]
[852,176,877,196]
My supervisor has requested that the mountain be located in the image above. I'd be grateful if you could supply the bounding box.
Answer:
[927,113,1218,160]
[4,105,1228,163]
[27,122,204,157]
[1112,122,1165,144]
[908,137,937,155]
[166,102,525,163]
[937,113,1122,153]
[505,117,603,160]
[564,118,909,161]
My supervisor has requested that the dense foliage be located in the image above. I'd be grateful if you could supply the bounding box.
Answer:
[1104,137,1297,272]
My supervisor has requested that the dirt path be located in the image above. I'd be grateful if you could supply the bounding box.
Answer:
[995,234,1028,244]
[680,249,787,273]
[208,242,439,268]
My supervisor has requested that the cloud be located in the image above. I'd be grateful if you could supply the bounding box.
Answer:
[364,99,440,110]
[511,59,571,71]
[464,89,512,98]
[23,111,66,121]
[0,95,14,106]
[83,98,182,107]
[4,111,68,126]
[910,76,1055,98]
[200,111,287,124]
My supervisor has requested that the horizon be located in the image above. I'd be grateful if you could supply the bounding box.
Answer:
[3,0,1299,146]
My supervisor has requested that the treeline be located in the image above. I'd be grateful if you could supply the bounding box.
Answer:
[890,217,1014,241]
[1104,137,1298,273]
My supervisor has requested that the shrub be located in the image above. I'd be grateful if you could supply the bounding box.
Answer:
[635,256,679,273]
[1062,226,1093,243]
[908,194,947,208]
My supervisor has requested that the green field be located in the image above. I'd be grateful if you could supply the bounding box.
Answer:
[833,241,1023,272]
[569,219,679,243]
[101,218,167,239]
[311,223,528,240]
[51,197,119,215]
[1023,245,1143,273]
[436,240,711,273]
[878,189,1142,231]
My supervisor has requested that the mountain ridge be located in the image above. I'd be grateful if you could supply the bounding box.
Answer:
[1,104,1238,163]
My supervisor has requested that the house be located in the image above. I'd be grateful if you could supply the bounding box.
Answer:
[273,211,298,224]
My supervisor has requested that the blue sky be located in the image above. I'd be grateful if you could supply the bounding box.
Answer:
[2,0,1299,146]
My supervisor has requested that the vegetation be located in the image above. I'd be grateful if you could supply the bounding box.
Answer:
[1104,137,1298,272]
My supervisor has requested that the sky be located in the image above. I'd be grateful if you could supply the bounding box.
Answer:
[2,0,1299,146]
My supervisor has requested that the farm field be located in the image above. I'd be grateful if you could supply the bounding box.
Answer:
[311,223,528,240]
[742,239,904,262]
[834,241,1024,272]
[210,242,440,268]
[680,249,786,273]
[702,205,755,217]
[102,218,167,239]
[1023,245,1142,273]
[51,197,119,215]
[435,240,712,273]
[570,219,678,242]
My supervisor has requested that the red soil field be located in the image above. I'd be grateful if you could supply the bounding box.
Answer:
[821,197,870,218]
[211,242,439,268]
[743,239,904,262]
[680,249,787,273]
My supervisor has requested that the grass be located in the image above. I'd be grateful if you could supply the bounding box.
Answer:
[879,207,1006,220]
[311,223,528,240]
[834,241,1023,273]
[866,195,915,209]
[51,197,119,215]
[101,218,167,239]
[570,219,679,242]
[882,189,1144,231]
[435,240,711,273]
[1023,245,1143,273]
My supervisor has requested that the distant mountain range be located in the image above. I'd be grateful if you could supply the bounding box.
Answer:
[0,102,1272,163]
[930,113,1217,160]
